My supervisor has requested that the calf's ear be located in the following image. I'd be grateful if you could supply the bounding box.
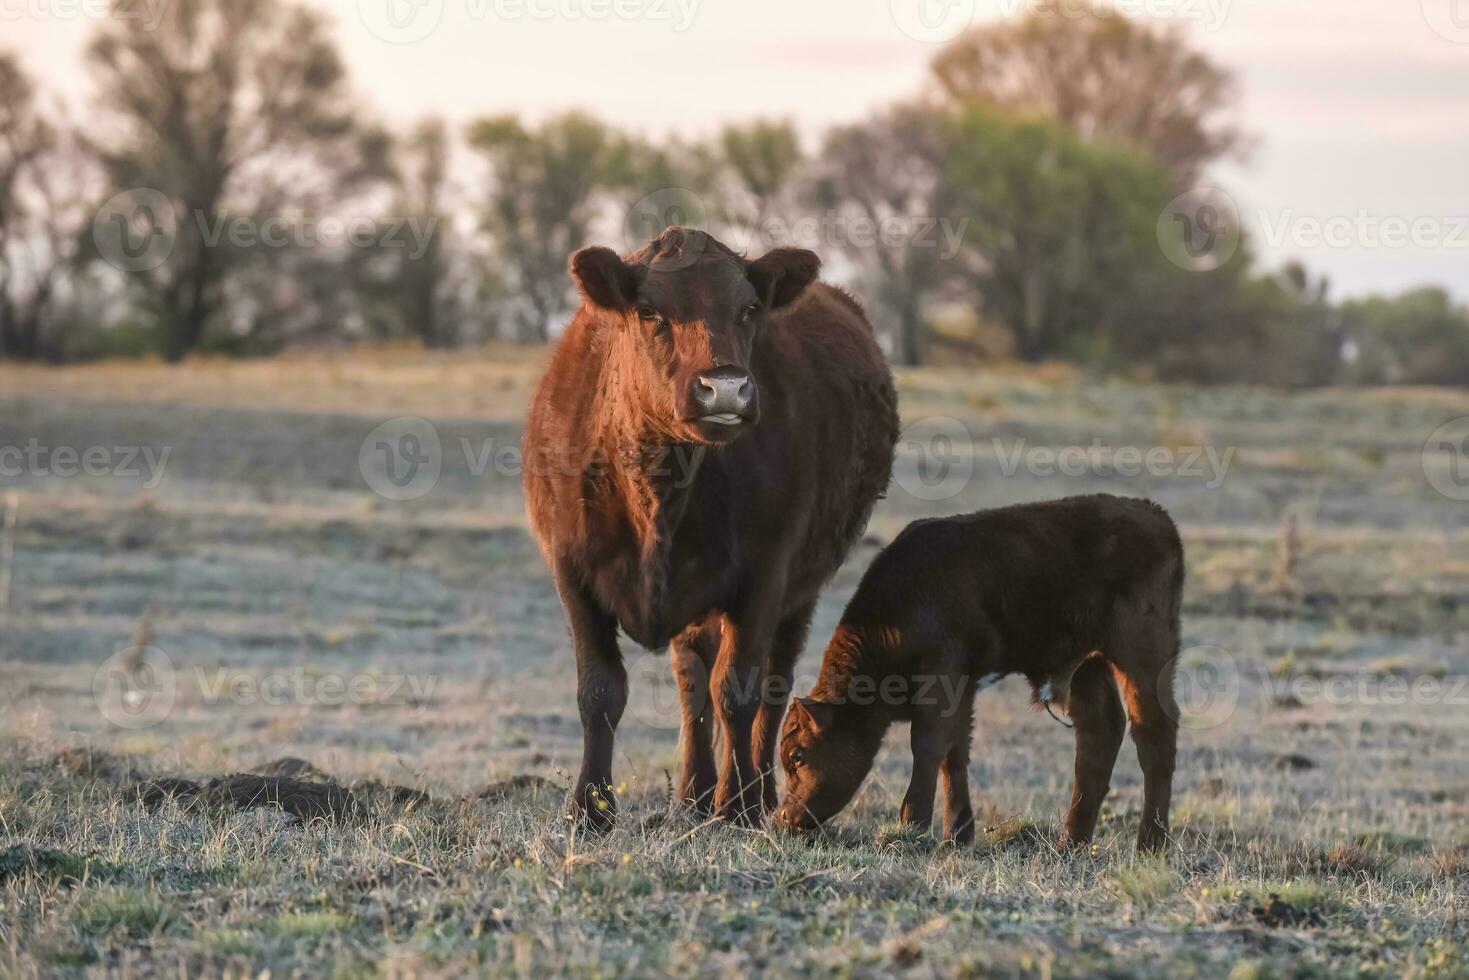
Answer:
[795,696,836,731]
[571,246,641,311]
[747,248,820,309]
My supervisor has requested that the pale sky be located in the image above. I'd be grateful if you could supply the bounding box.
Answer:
[7,0,1469,300]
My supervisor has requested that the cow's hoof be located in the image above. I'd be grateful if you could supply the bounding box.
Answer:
[568,783,617,833]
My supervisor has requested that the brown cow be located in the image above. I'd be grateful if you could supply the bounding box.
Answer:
[523,228,898,828]
[772,495,1184,851]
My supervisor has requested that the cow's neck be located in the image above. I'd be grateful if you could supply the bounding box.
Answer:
[598,417,711,633]
[813,625,898,725]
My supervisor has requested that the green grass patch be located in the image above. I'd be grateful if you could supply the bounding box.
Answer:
[74,889,177,940]
[1111,858,1177,911]
[270,910,356,939]
[0,843,121,887]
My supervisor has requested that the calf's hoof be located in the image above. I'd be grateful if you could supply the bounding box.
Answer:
[567,783,617,833]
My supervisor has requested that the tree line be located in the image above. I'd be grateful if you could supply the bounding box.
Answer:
[2,0,1466,385]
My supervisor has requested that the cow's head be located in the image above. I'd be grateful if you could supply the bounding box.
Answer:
[570,228,819,444]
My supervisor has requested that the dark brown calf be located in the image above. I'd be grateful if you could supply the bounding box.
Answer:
[523,228,897,828]
[773,494,1184,851]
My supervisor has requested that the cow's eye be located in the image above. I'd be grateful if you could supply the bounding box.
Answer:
[741,303,761,323]
[791,750,804,767]
[636,304,662,324]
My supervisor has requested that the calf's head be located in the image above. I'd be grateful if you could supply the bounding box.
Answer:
[772,696,880,833]
[570,228,820,444]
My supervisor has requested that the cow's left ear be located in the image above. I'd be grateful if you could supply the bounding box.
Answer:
[571,246,642,311]
[794,696,836,731]
[747,248,820,309]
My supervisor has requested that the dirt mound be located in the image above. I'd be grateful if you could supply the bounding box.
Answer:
[50,748,136,780]
[135,774,360,823]
[352,779,434,807]
[477,775,563,802]
[1272,753,1317,772]
[256,757,330,780]
[1251,893,1325,929]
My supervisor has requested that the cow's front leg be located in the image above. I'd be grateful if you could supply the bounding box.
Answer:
[752,604,815,814]
[712,590,783,826]
[554,562,626,833]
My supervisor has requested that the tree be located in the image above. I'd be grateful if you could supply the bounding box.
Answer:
[932,5,1245,183]
[0,53,93,360]
[715,120,803,246]
[1338,287,1469,387]
[945,106,1173,363]
[808,105,959,365]
[86,0,380,361]
[357,118,465,348]
[466,112,635,343]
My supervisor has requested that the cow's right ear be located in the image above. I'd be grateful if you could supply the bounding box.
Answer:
[571,246,641,311]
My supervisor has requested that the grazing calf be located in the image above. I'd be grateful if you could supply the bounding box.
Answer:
[524,228,897,828]
[772,494,1184,851]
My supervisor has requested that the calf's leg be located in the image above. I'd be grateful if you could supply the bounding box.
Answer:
[555,565,626,832]
[901,715,945,833]
[752,605,815,814]
[1116,652,1179,853]
[671,621,720,814]
[1060,657,1126,846]
[940,706,976,844]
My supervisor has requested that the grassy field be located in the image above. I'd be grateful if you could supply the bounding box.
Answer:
[2,349,1469,977]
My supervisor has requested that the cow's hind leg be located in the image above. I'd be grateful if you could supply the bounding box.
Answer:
[671,621,720,814]
[555,565,626,833]
[1115,641,1179,853]
[1061,657,1126,847]
[753,604,815,814]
